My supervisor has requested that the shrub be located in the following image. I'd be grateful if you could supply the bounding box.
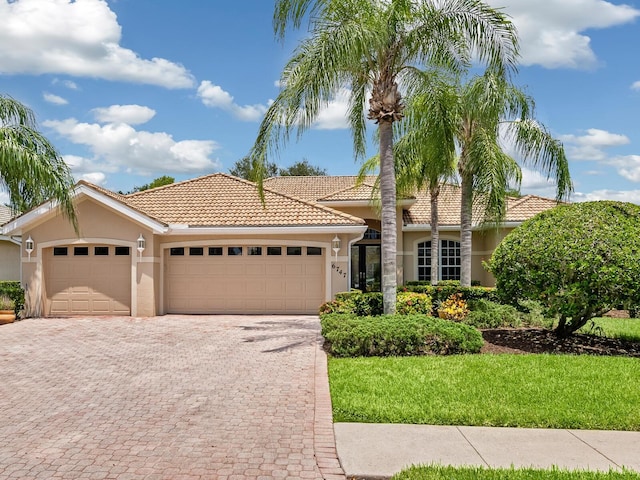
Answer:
[401,284,496,304]
[320,291,424,317]
[488,201,640,336]
[465,299,522,328]
[437,293,469,321]
[0,281,24,314]
[321,313,483,357]
[396,292,432,315]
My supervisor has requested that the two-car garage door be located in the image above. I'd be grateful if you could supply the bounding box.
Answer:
[165,245,325,314]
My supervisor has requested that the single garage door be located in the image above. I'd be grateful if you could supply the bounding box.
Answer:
[44,245,132,316]
[165,245,325,314]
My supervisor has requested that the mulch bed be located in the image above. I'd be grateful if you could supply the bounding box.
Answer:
[481,328,640,357]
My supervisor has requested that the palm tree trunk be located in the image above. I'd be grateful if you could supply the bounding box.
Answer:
[430,184,440,286]
[460,171,473,287]
[379,120,397,314]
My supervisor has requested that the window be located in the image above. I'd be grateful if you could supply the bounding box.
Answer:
[287,246,302,256]
[363,228,381,240]
[74,246,89,256]
[189,247,204,256]
[267,246,281,256]
[307,247,322,256]
[417,240,461,282]
[170,247,185,256]
[53,247,68,256]
[94,246,109,256]
[209,247,223,256]
[248,246,262,256]
[115,246,131,256]
[228,246,242,256]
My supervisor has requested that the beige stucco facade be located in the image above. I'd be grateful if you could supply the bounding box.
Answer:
[0,238,20,281]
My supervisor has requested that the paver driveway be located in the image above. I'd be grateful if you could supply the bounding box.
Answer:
[0,316,344,480]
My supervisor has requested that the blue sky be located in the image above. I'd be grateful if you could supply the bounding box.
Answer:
[1,0,640,202]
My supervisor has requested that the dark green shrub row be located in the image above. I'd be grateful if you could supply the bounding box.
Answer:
[321,313,484,357]
[400,283,497,304]
[0,281,24,313]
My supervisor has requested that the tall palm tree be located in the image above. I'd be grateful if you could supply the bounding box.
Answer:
[251,0,518,313]
[360,71,458,285]
[421,70,572,286]
[0,95,76,228]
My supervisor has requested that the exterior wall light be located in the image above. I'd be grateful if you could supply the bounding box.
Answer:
[25,235,34,260]
[137,234,146,260]
[332,235,341,262]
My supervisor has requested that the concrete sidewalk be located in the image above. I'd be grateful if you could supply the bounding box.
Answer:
[335,423,640,478]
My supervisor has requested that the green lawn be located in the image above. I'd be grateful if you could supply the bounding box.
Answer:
[392,465,640,480]
[579,317,640,342]
[329,354,640,430]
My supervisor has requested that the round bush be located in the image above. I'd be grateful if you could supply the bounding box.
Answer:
[488,201,640,336]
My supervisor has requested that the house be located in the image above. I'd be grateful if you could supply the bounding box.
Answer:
[0,205,20,281]
[1,173,558,317]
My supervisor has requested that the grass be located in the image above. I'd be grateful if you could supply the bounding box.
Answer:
[392,465,640,479]
[579,317,640,342]
[329,354,640,430]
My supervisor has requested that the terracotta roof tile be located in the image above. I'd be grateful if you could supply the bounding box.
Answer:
[0,205,13,226]
[264,175,379,201]
[505,195,563,222]
[118,173,364,227]
[318,182,378,202]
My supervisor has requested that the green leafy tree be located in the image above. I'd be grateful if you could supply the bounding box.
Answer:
[229,156,278,181]
[0,95,76,227]
[279,159,326,176]
[251,0,518,314]
[488,201,640,337]
[132,175,175,193]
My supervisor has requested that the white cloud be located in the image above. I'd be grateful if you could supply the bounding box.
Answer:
[198,81,268,121]
[573,189,640,204]
[487,0,640,69]
[52,78,78,90]
[312,88,351,130]
[45,118,220,176]
[92,105,156,125]
[0,0,194,88]
[519,167,559,198]
[606,155,640,182]
[43,92,68,105]
[561,128,630,161]
[632,81,640,90]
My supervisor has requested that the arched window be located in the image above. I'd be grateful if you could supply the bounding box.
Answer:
[417,240,461,282]
[363,228,381,240]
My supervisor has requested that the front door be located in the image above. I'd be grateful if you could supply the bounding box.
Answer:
[351,244,381,292]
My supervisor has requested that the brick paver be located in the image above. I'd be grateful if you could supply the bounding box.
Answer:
[0,316,344,479]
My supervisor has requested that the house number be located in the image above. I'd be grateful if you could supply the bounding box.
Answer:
[332,262,346,278]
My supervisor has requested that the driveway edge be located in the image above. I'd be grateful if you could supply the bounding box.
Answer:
[314,331,347,480]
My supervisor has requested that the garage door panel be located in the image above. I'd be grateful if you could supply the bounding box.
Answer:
[45,246,131,316]
[165,246,325,314]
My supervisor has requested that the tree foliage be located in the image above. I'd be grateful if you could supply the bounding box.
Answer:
[0,95,76,228]
[488,201,640,336]
[131,175,175,193]
[279,159,326,176]
[229,156,278,181]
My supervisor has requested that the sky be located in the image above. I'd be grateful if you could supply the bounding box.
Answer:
[1,0,640,203]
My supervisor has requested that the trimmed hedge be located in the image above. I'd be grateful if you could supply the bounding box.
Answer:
[320,313,484,357]
[0,281,24,314]
[320,291,432,317]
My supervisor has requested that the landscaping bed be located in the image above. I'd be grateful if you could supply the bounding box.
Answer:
[481,328,640,357]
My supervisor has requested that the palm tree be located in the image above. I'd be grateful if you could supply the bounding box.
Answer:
[0,95,76,227]
[251,0,518,313]
[420,70,572,286]
[360,71,458,285]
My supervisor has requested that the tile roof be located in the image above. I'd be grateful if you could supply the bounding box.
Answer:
[262,175,559,226]
[86,173,365,227]
[264,175,379,201]
[0,205,14,226]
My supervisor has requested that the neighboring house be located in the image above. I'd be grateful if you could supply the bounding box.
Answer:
[0,205,20,281]
[1,173,558,318]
